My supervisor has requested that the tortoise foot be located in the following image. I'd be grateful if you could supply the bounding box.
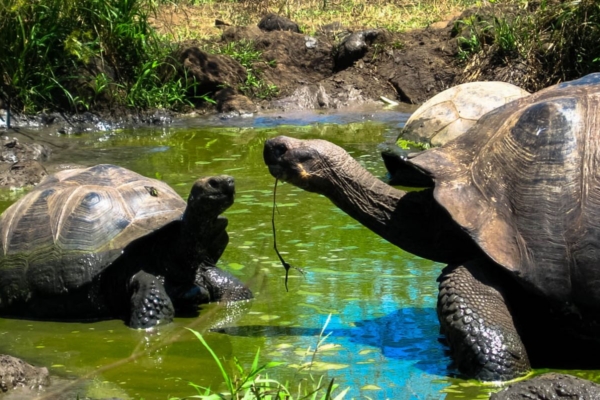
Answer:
[129,271,174,329]
[437,261,530,381]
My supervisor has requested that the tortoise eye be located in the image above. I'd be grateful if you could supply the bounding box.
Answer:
[208,178,219,189]
[273,143,288,159]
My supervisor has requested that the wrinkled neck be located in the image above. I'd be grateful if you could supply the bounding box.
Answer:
[180,210,228,266]
[322,158,479,264]
[326,158,404,242]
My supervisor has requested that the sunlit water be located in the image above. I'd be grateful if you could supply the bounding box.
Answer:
[0,108,598,400]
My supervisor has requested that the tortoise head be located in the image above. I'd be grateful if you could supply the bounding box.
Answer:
[187,175,235,217]
[263,135,356,195]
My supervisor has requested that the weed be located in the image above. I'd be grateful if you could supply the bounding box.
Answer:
[172,315,349,399]
[396,138,431,151]
[209,40,279,100]
[0,0,203,113]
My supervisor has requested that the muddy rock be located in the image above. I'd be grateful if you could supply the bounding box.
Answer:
[258,13,301,33]
[178,46,246,95]
[334,29,388,71]
[0,354,49,393]
[0,136,50,164]
[0,160,47,187]
[215,87,257,115]
[490,373,600,399]
[250,31,333,99]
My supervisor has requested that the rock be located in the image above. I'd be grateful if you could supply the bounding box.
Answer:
[215,87,257,115]
[178,47,247,95]
[272,83,373,110]
[258,13,301,33]
[0,137,50,164]
[490,373,600,400]
[0,137,50,187]
[0,354,49,393]
[221,26,264,42]
[0,160,47,187]
[334,29,386,71]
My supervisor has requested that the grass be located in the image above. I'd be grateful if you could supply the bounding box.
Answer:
[171,315,349,400]
[453,0,600,91]
[152,0,484,42]
[0,0,200,113]
[204,39,279,100]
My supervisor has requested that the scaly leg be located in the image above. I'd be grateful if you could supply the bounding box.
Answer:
[437,260,530,380]
[129,271,174,329]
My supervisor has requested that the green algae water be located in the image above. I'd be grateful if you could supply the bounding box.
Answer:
[0,110,598,400]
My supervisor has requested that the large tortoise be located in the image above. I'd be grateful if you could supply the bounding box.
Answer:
[263,73,600,381]
[382,81,530,187]
[400,81,530,147]
[0,164,251,329]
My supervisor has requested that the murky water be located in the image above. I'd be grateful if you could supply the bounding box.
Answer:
[0,108,598,400]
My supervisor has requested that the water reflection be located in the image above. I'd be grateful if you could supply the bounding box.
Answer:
[215,307,451,377]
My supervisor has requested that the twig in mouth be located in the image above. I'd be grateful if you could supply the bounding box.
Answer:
[272,178,304,292]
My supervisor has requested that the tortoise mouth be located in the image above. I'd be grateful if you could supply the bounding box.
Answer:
[266,164,284,179]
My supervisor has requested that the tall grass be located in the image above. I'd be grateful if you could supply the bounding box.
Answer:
[455,0,600,91]
[0,0,196,113]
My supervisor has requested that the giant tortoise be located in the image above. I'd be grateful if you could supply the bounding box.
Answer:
[263,73,600,380]
[400,81,530,147]
[0,164,251,329]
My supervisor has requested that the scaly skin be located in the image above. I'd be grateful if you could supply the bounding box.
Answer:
[437,261,530,380]
[262,135,530,380]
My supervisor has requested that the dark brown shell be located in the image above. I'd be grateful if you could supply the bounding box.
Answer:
[410,73,600,306]
[0,164,185,295]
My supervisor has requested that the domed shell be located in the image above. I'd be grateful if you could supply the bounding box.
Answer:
[409,73,600,306]
[401,81,530,147]
[0,164,186,295]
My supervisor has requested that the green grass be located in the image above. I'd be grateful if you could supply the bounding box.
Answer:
[454,0,600,91]
[171,315,349,400]
[0,0,201,113]
[206,39,279,100]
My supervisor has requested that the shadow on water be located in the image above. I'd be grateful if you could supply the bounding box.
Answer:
[213,307,453,378]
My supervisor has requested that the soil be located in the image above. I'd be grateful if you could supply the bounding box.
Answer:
[216,14,468,112]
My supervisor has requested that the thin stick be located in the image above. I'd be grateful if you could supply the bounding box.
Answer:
[272,178,304,291]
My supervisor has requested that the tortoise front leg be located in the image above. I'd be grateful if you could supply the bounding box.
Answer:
[128,271,174,329]
[437,260,530,381]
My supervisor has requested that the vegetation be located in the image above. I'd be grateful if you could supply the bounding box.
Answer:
[154,0,483,40]
[205,39,279,100]
[0,0,207,113]
[454,0,600,91]
[2,0,600,113]
[171,316,349,400]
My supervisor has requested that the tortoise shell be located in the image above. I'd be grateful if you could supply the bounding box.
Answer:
[401,81,530,147]
[409,73,600,307]
[0,164,186,297]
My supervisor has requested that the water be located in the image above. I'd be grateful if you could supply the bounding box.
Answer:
[0,109,597,400]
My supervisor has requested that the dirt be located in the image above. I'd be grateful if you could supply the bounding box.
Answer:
[212,14,467,112]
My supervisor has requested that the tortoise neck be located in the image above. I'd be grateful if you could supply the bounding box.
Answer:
[323,157,478,264]
[326,159,405,241]
[180,210,228,266]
